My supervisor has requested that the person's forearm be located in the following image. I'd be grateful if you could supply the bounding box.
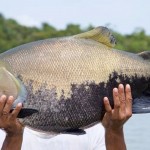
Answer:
[1,134,23,150]
[105,128,126,150]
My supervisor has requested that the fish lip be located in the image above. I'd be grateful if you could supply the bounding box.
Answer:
[132,96,150,114]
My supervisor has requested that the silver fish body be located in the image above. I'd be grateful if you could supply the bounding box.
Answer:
[0,27,150,133]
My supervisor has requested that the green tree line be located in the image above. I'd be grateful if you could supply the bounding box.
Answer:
[0,14,150,53]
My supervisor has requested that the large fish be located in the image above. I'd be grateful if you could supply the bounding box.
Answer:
[0,26,150,133]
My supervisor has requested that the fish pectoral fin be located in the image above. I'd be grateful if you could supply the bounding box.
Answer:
[10,108,38,118]
[61,128,86,135]
[132,96,150,114]
[73,26,116,48]
[138,51,150,61]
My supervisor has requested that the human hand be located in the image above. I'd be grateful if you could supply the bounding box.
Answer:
[102,84,132,132]
[0,95,23,136]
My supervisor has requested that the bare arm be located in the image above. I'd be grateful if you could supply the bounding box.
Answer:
[105,128,126,150]
[2,134,23,150]
[0,95,23,150]
[102,84,132,150]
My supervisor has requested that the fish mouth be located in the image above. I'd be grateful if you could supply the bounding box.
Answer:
[132,96,150,113]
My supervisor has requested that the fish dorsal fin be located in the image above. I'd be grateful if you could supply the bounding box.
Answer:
[74,26,116,47]
[138,51,150,60]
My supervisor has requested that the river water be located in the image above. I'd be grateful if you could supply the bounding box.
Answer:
[125,113,150,150]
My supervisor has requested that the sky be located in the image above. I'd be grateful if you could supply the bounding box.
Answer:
[0,0,150,34]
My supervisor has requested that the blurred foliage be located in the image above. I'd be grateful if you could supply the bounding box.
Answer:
[0,13,150,53]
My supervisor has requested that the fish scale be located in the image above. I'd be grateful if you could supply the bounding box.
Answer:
[0,26,149,133]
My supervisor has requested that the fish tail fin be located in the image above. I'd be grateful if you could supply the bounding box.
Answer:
[132,97,150,114]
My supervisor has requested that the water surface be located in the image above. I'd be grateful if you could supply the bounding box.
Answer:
[125,114,150,150]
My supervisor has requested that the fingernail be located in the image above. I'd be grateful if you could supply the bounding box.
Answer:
[1,95,6,99]
[113,88,118,92]
[9,96,14,100]
[104,97,108,101]
[126,84,130,89]
[119,84,124,88]
[17,103,22,107]
[0,95,6,102]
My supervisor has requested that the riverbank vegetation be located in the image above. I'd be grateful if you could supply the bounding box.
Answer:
[0,14,150,53]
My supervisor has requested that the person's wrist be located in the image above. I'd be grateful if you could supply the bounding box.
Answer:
[6,131,23,137]
[105,127,124,136]
[6,132,23,139]
[6,127,24,137]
